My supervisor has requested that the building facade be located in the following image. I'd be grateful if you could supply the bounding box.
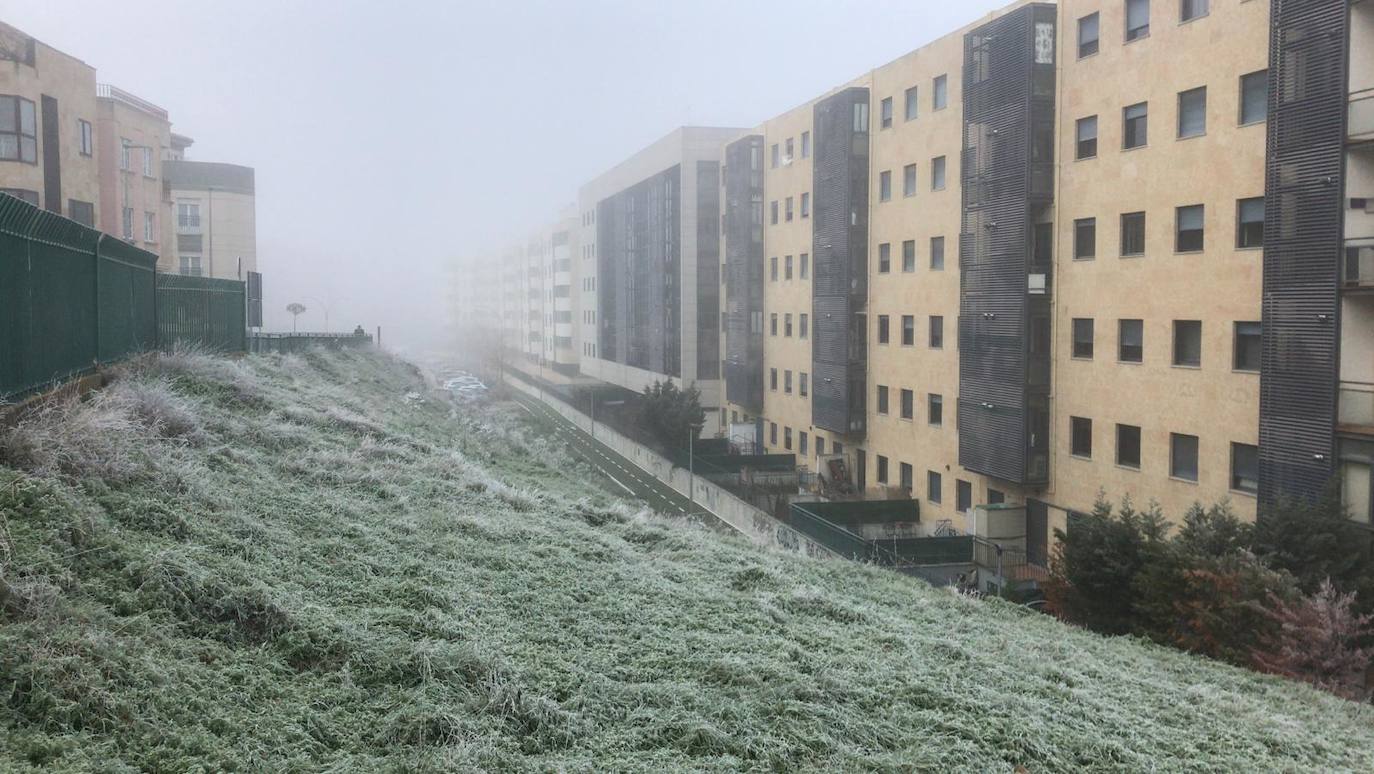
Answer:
[0,21,100,226]
[96,83,173,265]
[577,126,743,433]
[164,158,257,280]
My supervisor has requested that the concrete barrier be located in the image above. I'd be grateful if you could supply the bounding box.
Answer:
[505,375,837,560]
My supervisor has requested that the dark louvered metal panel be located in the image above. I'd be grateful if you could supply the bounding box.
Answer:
[724,135,765,412]
[957,3,1055,485]
[811,87,870,437]
[596,165,682,378]
[1258,0,1348,507]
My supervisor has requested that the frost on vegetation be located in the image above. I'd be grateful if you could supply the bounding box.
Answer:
[2,347,1374,771]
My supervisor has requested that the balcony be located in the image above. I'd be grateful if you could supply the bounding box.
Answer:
[1353,89,1374,146]
[1339,381,1374,438]
[1346,237,1374,291]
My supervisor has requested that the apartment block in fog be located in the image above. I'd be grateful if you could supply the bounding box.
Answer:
[577,126,744,433]
[164,135,258,280]
[717,0,1373,536]
[96,83,173,264]
[0,21,100,226]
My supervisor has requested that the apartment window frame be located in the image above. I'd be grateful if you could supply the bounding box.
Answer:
[931,156,947,191]
[799,372,809,397]
[770,368,778,390]
[784,370,793,394]
[877,243,891,273]
[784,312,793,337]
[121,207,134,240]
[877,455,889,484]
[771,143,780,168]
[1071,416,1093,459]
[1125,0,1151,42]
[770,255,778,281]
[801,130,811,158]
[930,236,945,270]
[770,200,778,224]
[956,480,972,513]
[901,315,915,347]
[903,163,917,197]
[770,313,778,336]
[1074,217,1097,260]
[0,95,38,164]
[800,252,809,278]
[877,315,890,345]
[1076,115,1098,160]
[877,385,890,415]
[800,313,809,340]
[1078,12,1100,58]
[800,192,810,218]
[1180,0,1209,24]
[785,254,794,280]
[1236,197,1264,249]
[178,255,203,276]
[78,118,93,157]
[785,196,794,222]
[929,315,944,349]
[1117,423,1142,469]
[1239,70,1268,126]
[1170,432,1200,483]
[1177,86,1207,139]
[1233,321,1261,372]
[927,470,942,504]
[932,74,948,111]
[1175,204,1205,253]
[1231,442,1258,495]
[1072,318,1095,359]
[900,388,914,420]
[1123,102,1149,149]
[880,96,893,129]
[1120,211,1146,257]
[879,170,892,202]
[1119,319,1144,363]
[928,393,943,427]
[902,240,916,273]
[143,211,156,243]
[1172,319,1202,368]
[904,86,919,121]
[900,463,913,493]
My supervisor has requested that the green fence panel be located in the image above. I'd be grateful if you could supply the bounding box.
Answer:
[155,274,247,353]
[97,237,158,363]
[1,193,157,400]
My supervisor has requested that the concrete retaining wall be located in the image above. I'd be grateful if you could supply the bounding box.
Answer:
[506,375,838,560]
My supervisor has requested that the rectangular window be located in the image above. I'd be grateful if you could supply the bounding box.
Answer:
[770,313,777,336]
[902,240,916,272]
[1074,218,1097,260]
[800,253,809,278]
[1173,320,1202,367]
[903,164,917,197]
[801,192,810,218]
[771,143,779,168]
[880,96,893,129]
[1071,416,1093,458]
[900,389,914,420]
[877,315,890,344]
[1176,204,1204,252]
[143,211,156,242]
[78,119,93,156]
[1231,442,1258,494]
[1072,318,1094,359]
[1117,424,1142,469]
[1341,446,1373,525]
[770,368,778,390]
[1119,319,1144,362]
[816,437,825,456]
[142,148,153,176]
[785,197,794,221]
[799,432,809,457]
[784,427,793,450]
[929,316,944,349]
[931,156,946,191]
[121,207,134,239]
[800,372,809,397]
[933,75,948,110]
[770,256,778,280]
[178,255,202,276]
[770,201,778,224]
[800,313,809,339]
[879,170,892,202]
[1178,87,1207,138]
[1234,321,1261,372]
[1076,116,1098,159]
[877,455,889,484]
[1121,211,1146,256]
[0,95,38,163]
[877,385,890,415]
[1240,70,1267,125]
[801,131,811,158]
[928,393,943,426]
[1171,433,1199,481]
[1181,0,1209,23]
[927,471,942,504]
[988,488,1005,505]
[770,422,778,446]
[1237,197,1264,248]
[67,199,94,226]
[956,480,972,512]
[930,236,945,270]
[784,313,793,337]
[785,137,794,160]
[902,315,915,347]
[784,370,793,393]
[900,463,913,492]
[878,243,891,273]
[119,139,130,171]
[785,254,794,280]
[1078,13,1100,58]
[1125,0,1150,41]
[1123,102,1148,149]
[2,188,38,205]
[904,86,918,120]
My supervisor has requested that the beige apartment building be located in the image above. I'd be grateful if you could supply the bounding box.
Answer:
[717,0,1373,541]
[163,154,258,280]
[96,83,174,264]
[0,21,100,225]
[499,210,581,378]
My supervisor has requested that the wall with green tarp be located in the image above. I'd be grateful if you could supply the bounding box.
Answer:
[1,193,157,400]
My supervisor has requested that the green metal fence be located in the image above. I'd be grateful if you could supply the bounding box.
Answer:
[156,273,247,353]
[1,193,158,400]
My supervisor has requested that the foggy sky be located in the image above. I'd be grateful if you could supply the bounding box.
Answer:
[8,0,1007,351]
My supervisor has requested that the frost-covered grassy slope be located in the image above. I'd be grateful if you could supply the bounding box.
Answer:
[1,349,1371,772]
